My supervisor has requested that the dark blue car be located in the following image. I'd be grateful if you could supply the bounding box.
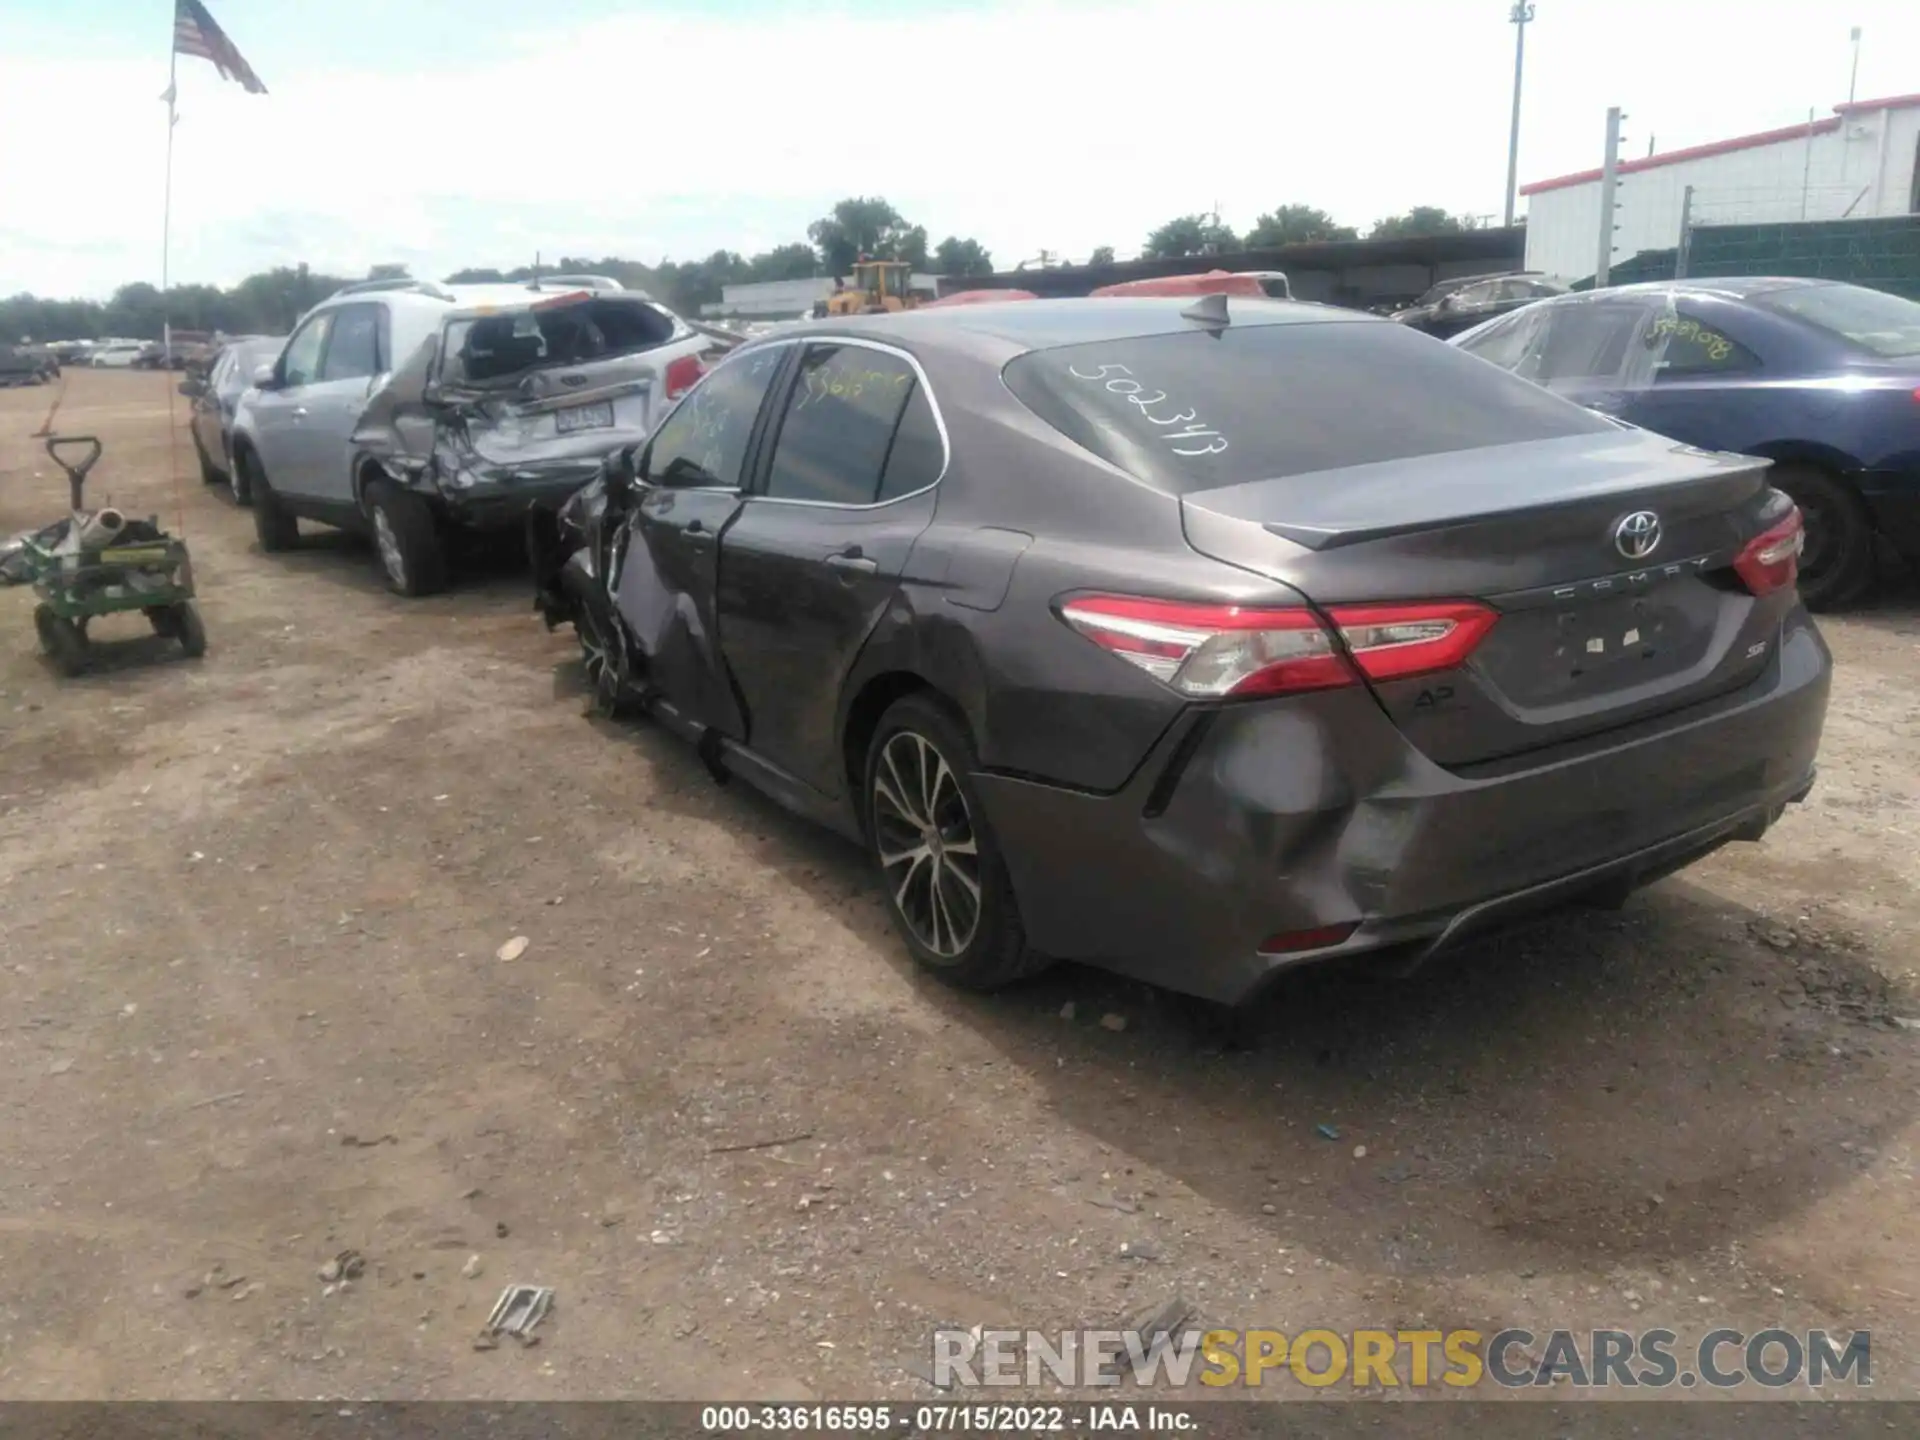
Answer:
[1453,278,1920,608]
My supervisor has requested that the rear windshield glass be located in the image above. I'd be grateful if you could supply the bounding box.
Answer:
[1001,319,1612,492]
[1753,283,1920,358]
[442,298,680,385]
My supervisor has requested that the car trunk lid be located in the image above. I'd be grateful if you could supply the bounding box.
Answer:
[1179,430,1796,767]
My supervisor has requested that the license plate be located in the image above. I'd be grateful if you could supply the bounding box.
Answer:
[554,401,614,435]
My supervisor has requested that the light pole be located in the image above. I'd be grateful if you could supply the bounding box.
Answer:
[1503,2,1536,227]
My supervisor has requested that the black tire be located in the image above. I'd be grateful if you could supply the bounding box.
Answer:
[191,431,221,485]
[864,692,1043,990]
[33,604,89,676]
[227,440,251,506]
[1772,464,1876,611]
[246,450,298,551]
[171,601,207,658]
[146,605,178,639]
[364,479,449,597]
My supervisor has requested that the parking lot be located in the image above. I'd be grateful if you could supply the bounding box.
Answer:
[3,368,1919,1400]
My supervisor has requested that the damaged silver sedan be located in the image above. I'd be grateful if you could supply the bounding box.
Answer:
[230,276,736,595]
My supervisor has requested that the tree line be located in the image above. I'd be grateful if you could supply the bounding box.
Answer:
[1139,204,1484,259]
[1,196,1481,343]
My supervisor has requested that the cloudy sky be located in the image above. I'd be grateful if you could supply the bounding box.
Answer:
[1,0,1914,299]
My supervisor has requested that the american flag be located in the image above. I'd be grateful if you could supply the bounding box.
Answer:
[173,0,266,95]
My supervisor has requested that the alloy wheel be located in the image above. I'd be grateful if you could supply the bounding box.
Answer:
[871,729,982,958]
[576,602,624,713]
[372,506,407,589]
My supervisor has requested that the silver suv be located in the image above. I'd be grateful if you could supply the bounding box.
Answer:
[231,276,723,595]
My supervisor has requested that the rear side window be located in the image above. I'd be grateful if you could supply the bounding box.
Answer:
[1001,320,1611,492]
[443,299,680,385]
[763,344,922,504]
[1649,306,1760,377]
[1754,282,1920,358]
[878,382,944,501]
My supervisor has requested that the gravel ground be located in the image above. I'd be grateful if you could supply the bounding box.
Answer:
[1,370,1917,1402]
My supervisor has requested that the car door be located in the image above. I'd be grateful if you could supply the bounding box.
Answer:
[716,339,944,796]
[300,302,388,507]
[191,350,232,459]
[249,311,332,498]
[611,343,793,738]
[1612,297,1767,450]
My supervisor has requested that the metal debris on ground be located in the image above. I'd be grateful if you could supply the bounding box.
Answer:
[340,1133,397,1147]
[318,1249,365,1284]
[204,1263,247,1290]
[706,1130,813,1155]
[1315,1123,1340,1141]
[185,1089,246,1110]
[478,1284,554,1348]
[1121,1294,1191,1358]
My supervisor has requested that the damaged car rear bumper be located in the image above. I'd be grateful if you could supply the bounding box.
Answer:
[432,463,605,532]
[971,608,1830,1006]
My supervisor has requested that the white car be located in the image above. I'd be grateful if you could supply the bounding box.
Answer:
[89,342,147,368]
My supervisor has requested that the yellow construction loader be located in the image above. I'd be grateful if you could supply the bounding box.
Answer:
[814,258,920,318]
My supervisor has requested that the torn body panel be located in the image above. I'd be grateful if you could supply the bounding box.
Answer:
[356,293,725,532]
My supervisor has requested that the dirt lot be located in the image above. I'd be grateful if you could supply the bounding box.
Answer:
[2,368,1918,1402]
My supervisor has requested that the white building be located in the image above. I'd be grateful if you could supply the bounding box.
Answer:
[702,274,941,320]
[1521,92,1920,281]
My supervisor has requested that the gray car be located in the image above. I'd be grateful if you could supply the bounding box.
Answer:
[533,296,1830,1005]
[183,335,285,498]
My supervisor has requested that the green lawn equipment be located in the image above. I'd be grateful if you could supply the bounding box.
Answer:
[11,436,205,676]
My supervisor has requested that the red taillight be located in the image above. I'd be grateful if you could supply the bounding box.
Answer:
[529,289,593,311]
[1057,595,1497,698]
[664,354,705,400]
[1324,601,1501,682]
[1732,507,1804,596]
[1259,922,1360,956]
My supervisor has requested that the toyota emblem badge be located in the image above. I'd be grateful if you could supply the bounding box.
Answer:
[1614,510,1661,560]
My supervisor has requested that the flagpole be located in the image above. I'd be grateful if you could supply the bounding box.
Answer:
[162,39,177,364]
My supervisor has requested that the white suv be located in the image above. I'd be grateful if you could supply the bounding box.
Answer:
[230,276,724,595]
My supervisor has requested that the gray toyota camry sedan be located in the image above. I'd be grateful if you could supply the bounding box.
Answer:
[531,295,1830,1006]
